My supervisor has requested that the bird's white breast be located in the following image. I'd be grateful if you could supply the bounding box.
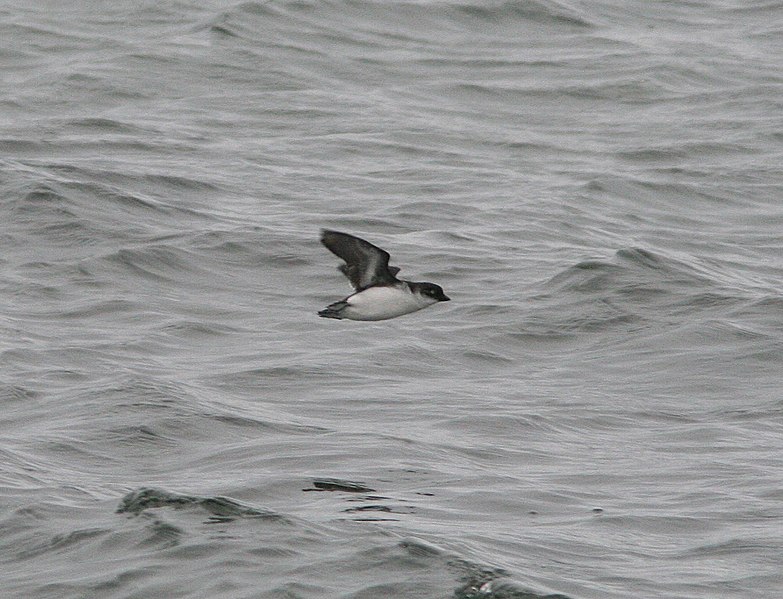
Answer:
[344,285,435,321]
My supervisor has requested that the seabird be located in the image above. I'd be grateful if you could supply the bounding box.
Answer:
[318,230,450,321]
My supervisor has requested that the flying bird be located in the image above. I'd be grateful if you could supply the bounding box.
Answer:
[318,230,450,321]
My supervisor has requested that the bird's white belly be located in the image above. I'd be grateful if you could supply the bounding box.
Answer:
[345,286,432,321]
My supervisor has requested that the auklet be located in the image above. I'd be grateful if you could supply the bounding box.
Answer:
[318,230,450,321]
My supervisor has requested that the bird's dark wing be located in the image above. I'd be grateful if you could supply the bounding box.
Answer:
[321,230,400,290]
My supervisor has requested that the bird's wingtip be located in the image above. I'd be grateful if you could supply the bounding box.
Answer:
[320,229,342,243]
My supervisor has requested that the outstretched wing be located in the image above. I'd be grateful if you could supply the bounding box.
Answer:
[321,230,400,290]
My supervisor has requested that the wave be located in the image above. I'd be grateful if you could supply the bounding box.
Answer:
[117,487,288,523]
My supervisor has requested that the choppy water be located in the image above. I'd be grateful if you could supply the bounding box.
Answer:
[2,1,783,597]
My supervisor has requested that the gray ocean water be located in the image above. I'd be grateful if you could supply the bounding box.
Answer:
[2,1,782,597]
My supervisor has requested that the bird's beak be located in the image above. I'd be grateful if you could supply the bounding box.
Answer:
[440,295,450,302]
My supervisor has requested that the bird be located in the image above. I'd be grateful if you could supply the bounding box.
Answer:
[318,229,450,321]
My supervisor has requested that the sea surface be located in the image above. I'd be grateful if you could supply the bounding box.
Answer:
[1,1,782,598]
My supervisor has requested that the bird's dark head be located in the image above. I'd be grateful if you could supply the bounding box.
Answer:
[414,282,450,302]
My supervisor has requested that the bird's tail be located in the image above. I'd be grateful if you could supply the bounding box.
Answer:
[318,301,348,319]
